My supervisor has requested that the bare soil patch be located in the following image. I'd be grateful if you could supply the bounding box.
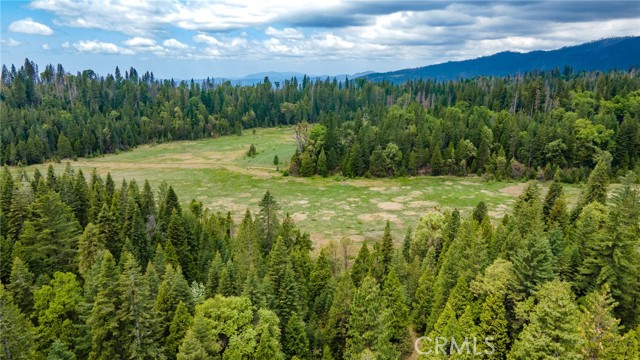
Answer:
[500,183,527,197]
[377,202,404,211]
[407,200,438,208]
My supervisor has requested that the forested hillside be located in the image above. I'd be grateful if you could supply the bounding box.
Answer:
[2,59,640,181]
[365,36,640,82]
[1,158,639,359]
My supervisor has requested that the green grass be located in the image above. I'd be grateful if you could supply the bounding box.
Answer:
[16,127,581,247]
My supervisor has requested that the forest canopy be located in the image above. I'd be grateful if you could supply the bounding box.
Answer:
[1,59,639,182]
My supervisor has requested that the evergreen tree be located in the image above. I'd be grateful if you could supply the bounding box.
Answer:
[317,149,328,177]
[97,204,122,262]
[258,190,280,254]
[166,210,195,281]
[283,311,310,359]
[56,134,74,159]
[511,234,554,299]
[0,283,36,359]
[33,271,83,355]
[325,275,354,359]
[47,339,76,360]
[166,301,192,359]
[578,285,624,360]
[87,251,120,360]
[382,268,410,350]
[117,252,161,359]
[473,201,488,223]
[345,276,398,359]
[378,220,394,278]
[7,257,34,315]
[350,243,371,287]
[19,190,80,277]
[77,223,104,280]
[255,308,285,360]
[479,292,510,360]
[412,250,436,333]
[155,265,192,343]
[508,280,582,360]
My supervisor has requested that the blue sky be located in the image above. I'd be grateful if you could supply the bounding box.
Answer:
[1,0,639,79]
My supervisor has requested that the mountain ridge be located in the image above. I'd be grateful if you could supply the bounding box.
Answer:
[365,36,640,83]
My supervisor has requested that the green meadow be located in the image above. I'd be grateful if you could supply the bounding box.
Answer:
[17,127,581,246]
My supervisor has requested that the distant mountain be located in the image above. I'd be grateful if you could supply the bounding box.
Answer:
[211,70,374,86]
[365,36,640,83]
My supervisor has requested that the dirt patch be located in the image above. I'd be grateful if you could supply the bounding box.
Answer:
[369,187,386,192]
[407,200,438,208]
[291,212,308,222]
[357,212,403,225]
[377,202,404,211]
[500,183,527,197]
[459,180,481,186]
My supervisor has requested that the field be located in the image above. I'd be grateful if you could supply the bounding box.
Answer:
[19,127,581,247]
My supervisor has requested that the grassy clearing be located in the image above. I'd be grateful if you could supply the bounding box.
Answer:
[16,127,581,247]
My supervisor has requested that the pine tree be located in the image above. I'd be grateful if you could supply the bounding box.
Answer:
[0,283,36,359]
[382,268,410,350]
[77,223,104,280]
[166,301,192,359]
[87,251,120,360]
[117,252,161,359]
[284,311,310,359]
[511,234,554,299]
[205,252,223,298]
[413,249,436,333]
[0,167,14,239]
[350,243,371,287]
[472,201,488,224]
[345,276,398,359]
[317,148,328,177]
[378,220,394,278]
[542,180,563,224]
[71,170,89,227]
[255,308,285,360]
[431,145,444,175]
[166,210,195,281]
[97,204,122,262]
[508,280,582,360]
[578,284,624,360]
[7,257,34,315]
[573,154,610,220]
[155,265,193,343]
[33,271,83,354]
[258,190,280,254]
[325,275,354,359]
[19,190,80,277]
[601,177,640,327]
[46,339,76,360]
[56,133,74,159]
[479,292,510,360]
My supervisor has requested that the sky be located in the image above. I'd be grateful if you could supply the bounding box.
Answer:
[1,0,639,79]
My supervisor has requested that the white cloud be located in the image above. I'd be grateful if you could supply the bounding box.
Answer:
[193,33,222,46]
[8,18,54,35]
[265,27,304,39]
[22,0,640,67]
[163,38,189,49]
[73,40,135,55]
[1,38,21,47]
[42,43,50,50]
[62,41,70,48]
[123,37,156,47]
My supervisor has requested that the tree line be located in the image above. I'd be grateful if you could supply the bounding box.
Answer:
[1,158,639,359]
[2,59,639,180]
